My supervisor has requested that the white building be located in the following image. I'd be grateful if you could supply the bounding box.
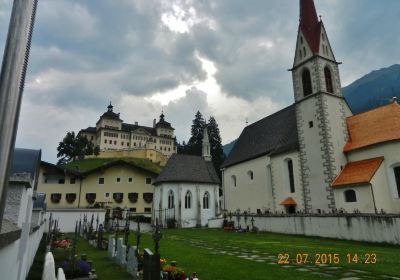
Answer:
[153,128,220,227]
[222,0,400,215]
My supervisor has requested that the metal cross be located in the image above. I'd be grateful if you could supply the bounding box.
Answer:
[152,218,162,254]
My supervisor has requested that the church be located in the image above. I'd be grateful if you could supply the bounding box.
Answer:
[222,0,400,215]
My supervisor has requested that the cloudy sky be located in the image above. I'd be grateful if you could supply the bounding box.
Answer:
[1,0,400,163]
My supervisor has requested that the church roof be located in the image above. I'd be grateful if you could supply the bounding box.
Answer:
[221,105,299,168]
[331,157,384,188]
[154,154,220,185]
[299,0,322,54]
[344,101,400,152]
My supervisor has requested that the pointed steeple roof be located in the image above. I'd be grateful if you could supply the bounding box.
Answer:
[299,0,321,54]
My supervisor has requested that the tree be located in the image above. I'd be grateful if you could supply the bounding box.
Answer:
[57,131,96,164]
[207,116,225,178]
[186,111,205,155]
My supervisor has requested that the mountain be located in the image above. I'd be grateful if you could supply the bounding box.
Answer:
[223,139,237,157]
[223,64,400,157]
[343,64,400,114]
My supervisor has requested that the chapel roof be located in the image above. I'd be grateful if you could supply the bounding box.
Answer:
[331,157,384,188]
[154,154,220,185]
[344,100,400,152]
[221,105,299,168]
[280,197,297,206]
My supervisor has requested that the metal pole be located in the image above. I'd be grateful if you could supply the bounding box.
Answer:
[0,0,38,231]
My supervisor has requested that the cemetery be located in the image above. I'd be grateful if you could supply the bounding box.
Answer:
[23,207,400,280]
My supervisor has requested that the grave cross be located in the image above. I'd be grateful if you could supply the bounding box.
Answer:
[136,217,141,256]
[152,219,162,254]
[251,216,255,229]
[96,213,99,232]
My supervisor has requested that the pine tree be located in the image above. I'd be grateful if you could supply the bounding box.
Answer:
[207,116,225,178]
[186,111,205,155]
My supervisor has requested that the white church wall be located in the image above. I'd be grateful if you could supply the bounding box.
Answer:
[223,155,273,213]
[334,185,375,213]
[270,151,303,212]
[348,142,400,213]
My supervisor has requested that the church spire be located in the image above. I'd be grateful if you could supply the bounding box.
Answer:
[299,0,320,54]
[202,125,212,162]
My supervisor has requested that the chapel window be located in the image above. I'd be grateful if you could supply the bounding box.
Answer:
[203,192,209,209]
[185,191,192,209]
[394,166,400,197]
[168,190,174,209]
[344,189,357,202]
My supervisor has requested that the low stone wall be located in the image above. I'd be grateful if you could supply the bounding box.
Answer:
[209,214,400,245]
[46,209,106,233]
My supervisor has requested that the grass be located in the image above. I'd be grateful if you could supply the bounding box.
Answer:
[132,229,400,280]
[62,157,162,174]
[30,229,400,280]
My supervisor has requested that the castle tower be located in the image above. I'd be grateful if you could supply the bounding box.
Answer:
[292,0,352,213]
[202,126,212,162]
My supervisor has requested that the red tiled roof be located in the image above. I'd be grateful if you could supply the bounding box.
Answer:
[299,0,321,53]
[344,101,400,152]
[280,197,297,206]
[331,157,384,188]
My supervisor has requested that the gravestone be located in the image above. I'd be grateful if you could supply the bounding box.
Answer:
[116,238,127,267]
[107,235,115,259]
[97,224,104,249]
[127,246,138,277]
[143,248,160,280]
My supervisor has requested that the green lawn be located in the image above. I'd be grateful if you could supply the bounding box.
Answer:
[132,229,400,280]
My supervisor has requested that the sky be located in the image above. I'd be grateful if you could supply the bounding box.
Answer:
[1,0,400,163]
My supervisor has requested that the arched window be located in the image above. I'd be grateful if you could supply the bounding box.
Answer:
[203,192,209,209]
[324,67,333,93]
[287,159,295,193]
[302,69,312,96]
[394,166,400,197]
[344,190,357,202]
[185,191,192,209]
[247,170,254,181]
[168,190,174,209]
[231,175,237,187]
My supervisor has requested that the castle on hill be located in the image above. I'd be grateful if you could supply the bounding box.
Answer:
[78,103,177,165]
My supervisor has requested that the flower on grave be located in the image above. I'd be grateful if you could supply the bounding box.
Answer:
[170,267,186,280]
[160,258,167,267]
[53,239,70,249]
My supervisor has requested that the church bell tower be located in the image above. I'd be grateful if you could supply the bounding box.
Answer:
[292,0,352,213]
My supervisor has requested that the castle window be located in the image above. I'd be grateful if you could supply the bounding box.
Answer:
[302,69,312,96]
[231,175,237,187]
[287,159,295,193]
[144,207,151,213]
[303,47,306,56]
[185,191,192,209]
[324,67,333,93]
[116,177,121,183]
[394,166,400,197]
[104,139,107,144]
[122,142,124,146]
[109,140,112,144]
[344,189,357,202]
[203,192,209,209]
[128,177,133,183]
[168,190,174,209]
[114,140,117,145]
[300,36,303,44]
[247,170,254,181]
[309,121,314,128]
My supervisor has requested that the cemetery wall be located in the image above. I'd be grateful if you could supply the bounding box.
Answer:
[0,221,45,280]
[209,214,400,244]
[46,209,106,232]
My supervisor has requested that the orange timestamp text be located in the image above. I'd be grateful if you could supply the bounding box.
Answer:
[277,252,378,265]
